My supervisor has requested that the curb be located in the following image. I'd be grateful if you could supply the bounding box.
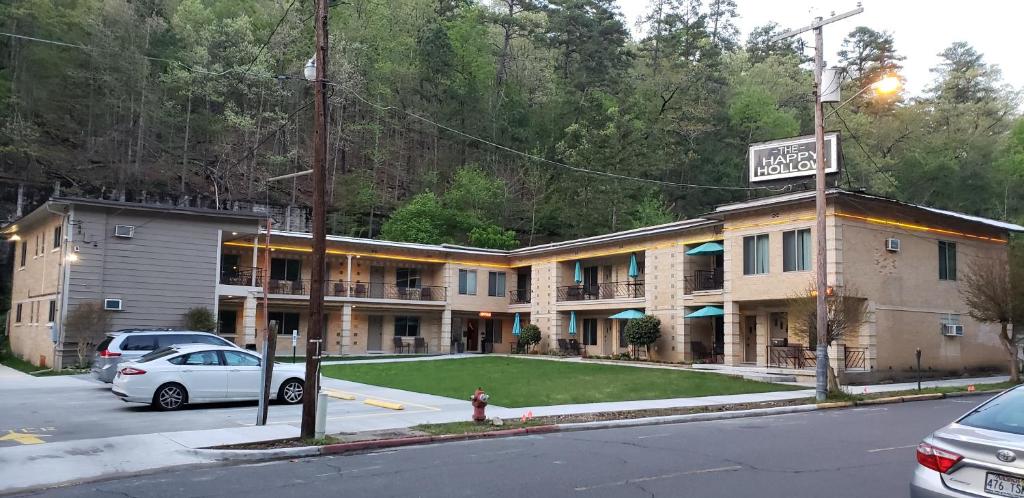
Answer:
[557,404,820,432]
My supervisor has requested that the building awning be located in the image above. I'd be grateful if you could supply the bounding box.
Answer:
[686,242,724,255]
[609,309,645,319]
[685,306,724,318]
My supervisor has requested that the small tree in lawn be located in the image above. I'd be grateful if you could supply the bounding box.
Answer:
[960,246,1023,383]
[64,302,112,368]
[625,315,661,359]
[184,307,217,332]
[788,284,868,393]
[518,324,542,353]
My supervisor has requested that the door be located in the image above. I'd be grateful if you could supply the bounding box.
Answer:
[583,266,599,298]
[743,316,758,363]
[177,350,228,400]
[466,319,479,352]
[222,350,262,399]
[369,266,385,298]
[367,316,383,351]
[221,254,241,284]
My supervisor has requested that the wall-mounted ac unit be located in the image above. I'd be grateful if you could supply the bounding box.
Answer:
[113,225,135,238]
[942,324,964,337]
[103,298,124,311]
[885,238,901,252]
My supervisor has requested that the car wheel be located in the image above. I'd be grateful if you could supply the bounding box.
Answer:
[278,379,304,404]
[153,383,187,411]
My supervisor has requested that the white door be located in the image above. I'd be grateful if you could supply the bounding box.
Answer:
[223,350,262,399]
[367,316,383,351]
[178,350,228,400]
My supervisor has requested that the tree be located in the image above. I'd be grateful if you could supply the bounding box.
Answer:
[184,307,217,332]
[960,246,1024,383]
[518,323,542,352]
[624,315,661,359]
[468,224,520,249]
[380,192,452,245]
[788,285,868,392]
[838,27,904,91]
[745,22,806,64]
[64,302,112,367]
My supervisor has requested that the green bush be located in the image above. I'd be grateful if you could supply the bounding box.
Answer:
[184,307,217,332]
[624,315,661,358]
[518,324,542,352]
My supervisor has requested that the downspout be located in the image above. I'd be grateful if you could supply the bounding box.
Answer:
[53,204,74,369]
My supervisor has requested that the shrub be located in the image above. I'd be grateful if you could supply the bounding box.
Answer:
[518,323,541,352]
[624,315,661,359]
[184,307,217,332]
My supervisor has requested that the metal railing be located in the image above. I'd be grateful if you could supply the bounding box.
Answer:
[845,347,867,370]
[508,289,531,305]
[266,280,446,301]
[767,345,817,369]
[556,280,645,301]
[220,266,263,286]
[683,268,723,294]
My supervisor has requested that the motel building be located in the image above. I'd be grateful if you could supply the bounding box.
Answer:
[5,190,1021,382]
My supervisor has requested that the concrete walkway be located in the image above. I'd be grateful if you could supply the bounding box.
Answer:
[320,353,478,366]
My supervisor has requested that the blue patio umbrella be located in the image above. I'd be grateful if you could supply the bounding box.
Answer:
[574,261,583,284]
[568,311,577,336]
[608,309,645,319]
[684,306,724,318]
[628,253,639,279]
[512,313,521,336]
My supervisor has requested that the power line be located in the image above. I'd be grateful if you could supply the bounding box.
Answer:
[237,0,300,80]
[828,103,899,189]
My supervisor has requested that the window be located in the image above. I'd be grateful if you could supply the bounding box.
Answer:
[47,300,56,323]
[223,350,261,367]
[53,225,62,249]
[139,347,179,363]
[268,311,301,335]
[270,258,301,281]
[19,241,26,267]
[35,235,41,256]
[958,386,1024,435]
[396,268,421,289]
[783,229,812,272]
[14,303,22,323]
[485,319,503,344]
[182,351,222,366]
[121,336,159,351]
[487,272,506,297]
[939,241,957,281]
[582,319,598,346]
[458,269,477,295]
[618,319,628,347]
[394,316,420,337]
[743,234,770,275]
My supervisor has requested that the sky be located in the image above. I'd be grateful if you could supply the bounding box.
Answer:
[615,0,1024,96]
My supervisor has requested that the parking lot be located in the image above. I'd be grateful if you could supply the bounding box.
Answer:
[0,369,472,447]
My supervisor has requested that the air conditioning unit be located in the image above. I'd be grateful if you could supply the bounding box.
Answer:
[885,238,901,252]
[103,298,124,311]
[942,324,964,337]
[113,225,135,238]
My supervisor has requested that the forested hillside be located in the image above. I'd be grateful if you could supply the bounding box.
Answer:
[1,0,1022,248]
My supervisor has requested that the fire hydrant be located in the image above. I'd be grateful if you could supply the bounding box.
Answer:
[471,387,489,423]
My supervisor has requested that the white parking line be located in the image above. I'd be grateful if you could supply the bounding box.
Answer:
[867,444,917,453]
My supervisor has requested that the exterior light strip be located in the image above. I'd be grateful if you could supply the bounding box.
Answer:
[222,241,513,268]
[835,213,1007,243]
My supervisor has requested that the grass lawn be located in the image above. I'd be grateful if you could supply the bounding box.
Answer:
[279,354,440,363]
[321,356,803,407]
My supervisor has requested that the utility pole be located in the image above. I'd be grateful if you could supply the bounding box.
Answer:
[302,0,330,439]
[774,5,863,402]
[257,217,275,425]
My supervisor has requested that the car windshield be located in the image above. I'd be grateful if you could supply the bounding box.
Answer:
[959,387,1024,435]
[138,347,179,363]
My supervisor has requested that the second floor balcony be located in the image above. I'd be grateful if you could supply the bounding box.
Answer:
[220,266,263,286]
[264,280,447,302]
[684,268,724,293]
[508,289,531,305]
[556,280,645,302]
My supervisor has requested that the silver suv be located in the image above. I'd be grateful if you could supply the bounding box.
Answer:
[92,329,237,383]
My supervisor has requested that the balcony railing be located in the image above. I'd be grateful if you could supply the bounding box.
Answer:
[220,266,263,286]
[508,289,531,305]
[684,268,723,294]
[556,280,645,302]
[767,345,817,369]
[266,280,446,301]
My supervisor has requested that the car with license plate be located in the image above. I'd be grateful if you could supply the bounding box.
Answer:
[92,329,239,383]
[111,345,306,410]
[911,385,1024,497]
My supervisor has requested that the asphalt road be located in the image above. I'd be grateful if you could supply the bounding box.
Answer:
[19,395,989,498]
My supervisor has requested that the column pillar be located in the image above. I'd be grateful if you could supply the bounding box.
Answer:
[242,293,258,348]
[756,312,770,367]
[441,308,452,354]
[722,301,741,366]
[341,303,352,355]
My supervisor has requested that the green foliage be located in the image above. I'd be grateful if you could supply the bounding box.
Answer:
[468,224,520,249]
[183,307,217,332]
[380,192,451,245]
[518,323,542,349]
[624,315,662,358]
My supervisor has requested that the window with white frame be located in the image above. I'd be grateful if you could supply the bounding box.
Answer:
[458,269,477,295]
[394,316,420,337]
[396,268,421,289]
[487,272,506,297]
[939,241,957,281]
[783,228,812,272]
[15,303,22,323]
[48,300,56,323]
[743,234,770,275]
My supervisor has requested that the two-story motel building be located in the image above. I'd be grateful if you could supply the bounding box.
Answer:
[7,190,1021,381]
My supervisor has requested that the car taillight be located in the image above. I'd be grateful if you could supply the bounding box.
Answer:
[119,367,146,376]
[99,349,121,358]
[917,442,963,473]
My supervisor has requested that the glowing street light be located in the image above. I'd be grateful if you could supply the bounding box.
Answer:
[871,75,901,95]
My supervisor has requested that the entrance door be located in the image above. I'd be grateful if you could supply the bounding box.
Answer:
[367,316,383,351]
[743,316,757,363]
[369,266,385,298]
[466,320,479,352]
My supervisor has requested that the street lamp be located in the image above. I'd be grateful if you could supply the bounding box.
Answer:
[824,73,901,118]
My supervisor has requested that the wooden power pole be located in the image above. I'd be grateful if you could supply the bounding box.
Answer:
[774,5,862,401]
[302,0,330,439]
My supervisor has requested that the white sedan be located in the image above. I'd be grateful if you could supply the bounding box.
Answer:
[112,345,307,411]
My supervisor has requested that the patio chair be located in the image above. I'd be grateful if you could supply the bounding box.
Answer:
[414,337,428,354]
[393,337,410,354]
[332,282,347,297]
[568,339,582,356]
[290,280,304,295]
[690,341,713,363]
[353,282,367,298]
[556,338,570,354]
[566,286,584,301]
[420,287,433,301]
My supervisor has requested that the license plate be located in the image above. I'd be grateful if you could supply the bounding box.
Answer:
[986,472,1024,498]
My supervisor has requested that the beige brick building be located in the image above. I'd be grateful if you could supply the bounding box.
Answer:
[6,190,1020,381]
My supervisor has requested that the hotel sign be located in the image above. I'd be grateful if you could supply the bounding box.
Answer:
[749,133,840,183]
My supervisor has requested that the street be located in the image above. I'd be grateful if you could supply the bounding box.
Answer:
[19,395,985,498]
